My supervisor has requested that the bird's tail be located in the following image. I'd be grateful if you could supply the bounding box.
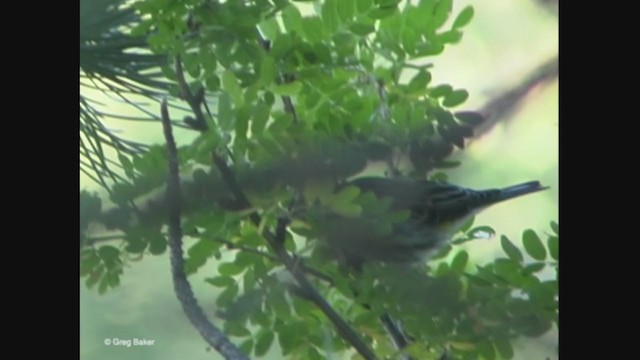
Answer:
[497,181,549,202]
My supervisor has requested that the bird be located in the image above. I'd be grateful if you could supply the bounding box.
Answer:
[312,177,549,265]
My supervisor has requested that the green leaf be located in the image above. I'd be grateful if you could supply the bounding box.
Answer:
[271,81,303,96]
[307,346,323,360]
[550,221,559,235]
[98,275,110,294]
[282,5,304,34]
[258,15,280,41]
[259,56,277,87]
[185,239,220,274]
[205,74,220,91]
[407,70,432,93]
[337,0,356,23]
[148,233,167,255]
[80,248,100,276]
[269,288,291,318]
[442,89,469,107]
[329,200,362,218]
[98,246,120,268]
[222,70,244,106]
[357,0,374,13]
[522,262,546,275]
[335,185,361,202]
[107,272,120,288]
[437,29,463,44]
[522,229,547,261]
[430,84,452,98]
[322,0,340,35]
[401,28,418,54]
[302,16,325,43]
[452,5,474,29]
[85,266,103,289]
[494,336,514,360]
[349,22,375,36]
[226,322,251,337]
[217,283,240,307]
[125,235,147,253]
[548,235,559,261]
[182,52,201,78]
[239,339,253,355]
[450,250,468,274]
[414,41,445,57]
[431,0,453,30]
[501,235,523,263]
[368,7,397,19]
[217,92,234,131]
[251,102,271,135]
[199,48,217,75]
[254,329,275,357]
[477,340,496,360]
[493,258,520,281]
[235,105,251,140]
[218,262,245,276]
[205,276,235,288]
[277,322,300,355]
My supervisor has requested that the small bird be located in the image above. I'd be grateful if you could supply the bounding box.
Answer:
[317,177,549,265]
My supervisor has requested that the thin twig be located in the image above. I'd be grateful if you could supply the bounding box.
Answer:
[209,236,334,285]
[161,99,249,360]
[381,314,413,360]
[175,55,209,131]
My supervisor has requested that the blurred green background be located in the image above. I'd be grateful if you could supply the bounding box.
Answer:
[80,0,558,359]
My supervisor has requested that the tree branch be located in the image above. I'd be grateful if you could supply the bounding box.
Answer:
[208,236,334,285]
[161,99,249,360]
[175,56,209,131]
[212,153,378,360]
[473,55,558,139]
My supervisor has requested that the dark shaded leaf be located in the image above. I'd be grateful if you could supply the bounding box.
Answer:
[451,250,469,274]
[254,329,275,357]
[443,89,469,107]
[218,262,245,276]
[522,262,546,275]
[408,70,432,93]
[206,276,235,288]
[501,235,523,263]
[522,229,547,261]
[494,336,514,360]
[454,111,485,126]
[477,340,496,360]
[148,233,167,255]
[548,235,559,261]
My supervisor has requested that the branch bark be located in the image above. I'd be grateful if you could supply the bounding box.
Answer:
[161,99,249,360]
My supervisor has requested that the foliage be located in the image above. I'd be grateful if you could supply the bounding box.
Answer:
[80,0,558,359]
